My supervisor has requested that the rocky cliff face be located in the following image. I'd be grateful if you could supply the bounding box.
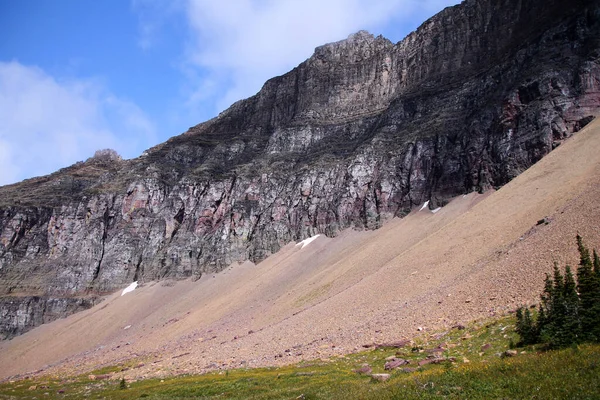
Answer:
[1,0,599,339]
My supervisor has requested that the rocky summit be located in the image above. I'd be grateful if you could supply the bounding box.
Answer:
[0,0,599,339]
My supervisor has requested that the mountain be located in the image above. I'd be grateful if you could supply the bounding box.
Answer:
[2,108,600,381]
[0,0,599,340]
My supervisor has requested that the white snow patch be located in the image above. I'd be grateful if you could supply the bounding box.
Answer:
[419,200,430,211]
[121,281,138,296]
[431,207,442,214]
[296,234,320,249]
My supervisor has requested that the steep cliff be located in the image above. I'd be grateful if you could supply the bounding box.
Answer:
[0,0,599,339]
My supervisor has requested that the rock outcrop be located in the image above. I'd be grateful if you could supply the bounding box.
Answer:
[0,0,599,338]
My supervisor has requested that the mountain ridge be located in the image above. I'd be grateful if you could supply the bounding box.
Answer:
[0,0,599,339]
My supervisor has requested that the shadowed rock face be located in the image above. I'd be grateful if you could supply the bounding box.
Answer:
[0,0,599,339]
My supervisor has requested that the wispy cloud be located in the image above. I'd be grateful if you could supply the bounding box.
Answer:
[0,61,156,186]
[132,0,183,50]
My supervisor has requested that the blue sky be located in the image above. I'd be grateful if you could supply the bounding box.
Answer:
[0,0,460,186]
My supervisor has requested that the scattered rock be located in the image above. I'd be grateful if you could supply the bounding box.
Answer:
[418,357,448,366]
[370,373,391,382]
[504,350,518,357]
[384,358,410,370]
[88,374,110,381]
[481,343,492,351]
[354,365,372,375]
[418,359,435,366]
[375,340,410,349]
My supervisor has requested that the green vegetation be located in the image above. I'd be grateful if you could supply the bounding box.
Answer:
[516,235,600,348]
[2,315,599,399]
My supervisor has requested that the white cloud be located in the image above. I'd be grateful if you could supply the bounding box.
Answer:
[0,61,157,186]
[182,0,461,114]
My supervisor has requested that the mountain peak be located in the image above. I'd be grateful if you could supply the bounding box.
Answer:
[312,30,392,63]
[347,29,375,42]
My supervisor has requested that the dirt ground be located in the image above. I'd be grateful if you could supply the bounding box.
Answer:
[2,117,600,381]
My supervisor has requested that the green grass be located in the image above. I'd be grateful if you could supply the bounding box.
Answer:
[1,316,599,399]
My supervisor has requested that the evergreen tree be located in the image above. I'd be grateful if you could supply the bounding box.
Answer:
[537,272,554,344]
[540,264,579,347]
[516,306,538,345]
[577,234,592,267]
[577,237,599,342]
[592,250,600,341]
[561,265,581,343]
[515,236,600,348]
[537,304,547,339]
[548,264,572,347]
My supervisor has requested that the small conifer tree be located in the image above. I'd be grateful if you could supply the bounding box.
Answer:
[561,265,581,344]
[577,237,600,342]
[515,306,538,345]
[537,272,554,344]
[593,249,600,275]
[515,236,600,348]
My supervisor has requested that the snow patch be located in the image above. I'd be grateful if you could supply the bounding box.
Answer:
[296,234,321,249]
[431,207,442,214]
[419,200,430,211]
[121,281,138,296]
